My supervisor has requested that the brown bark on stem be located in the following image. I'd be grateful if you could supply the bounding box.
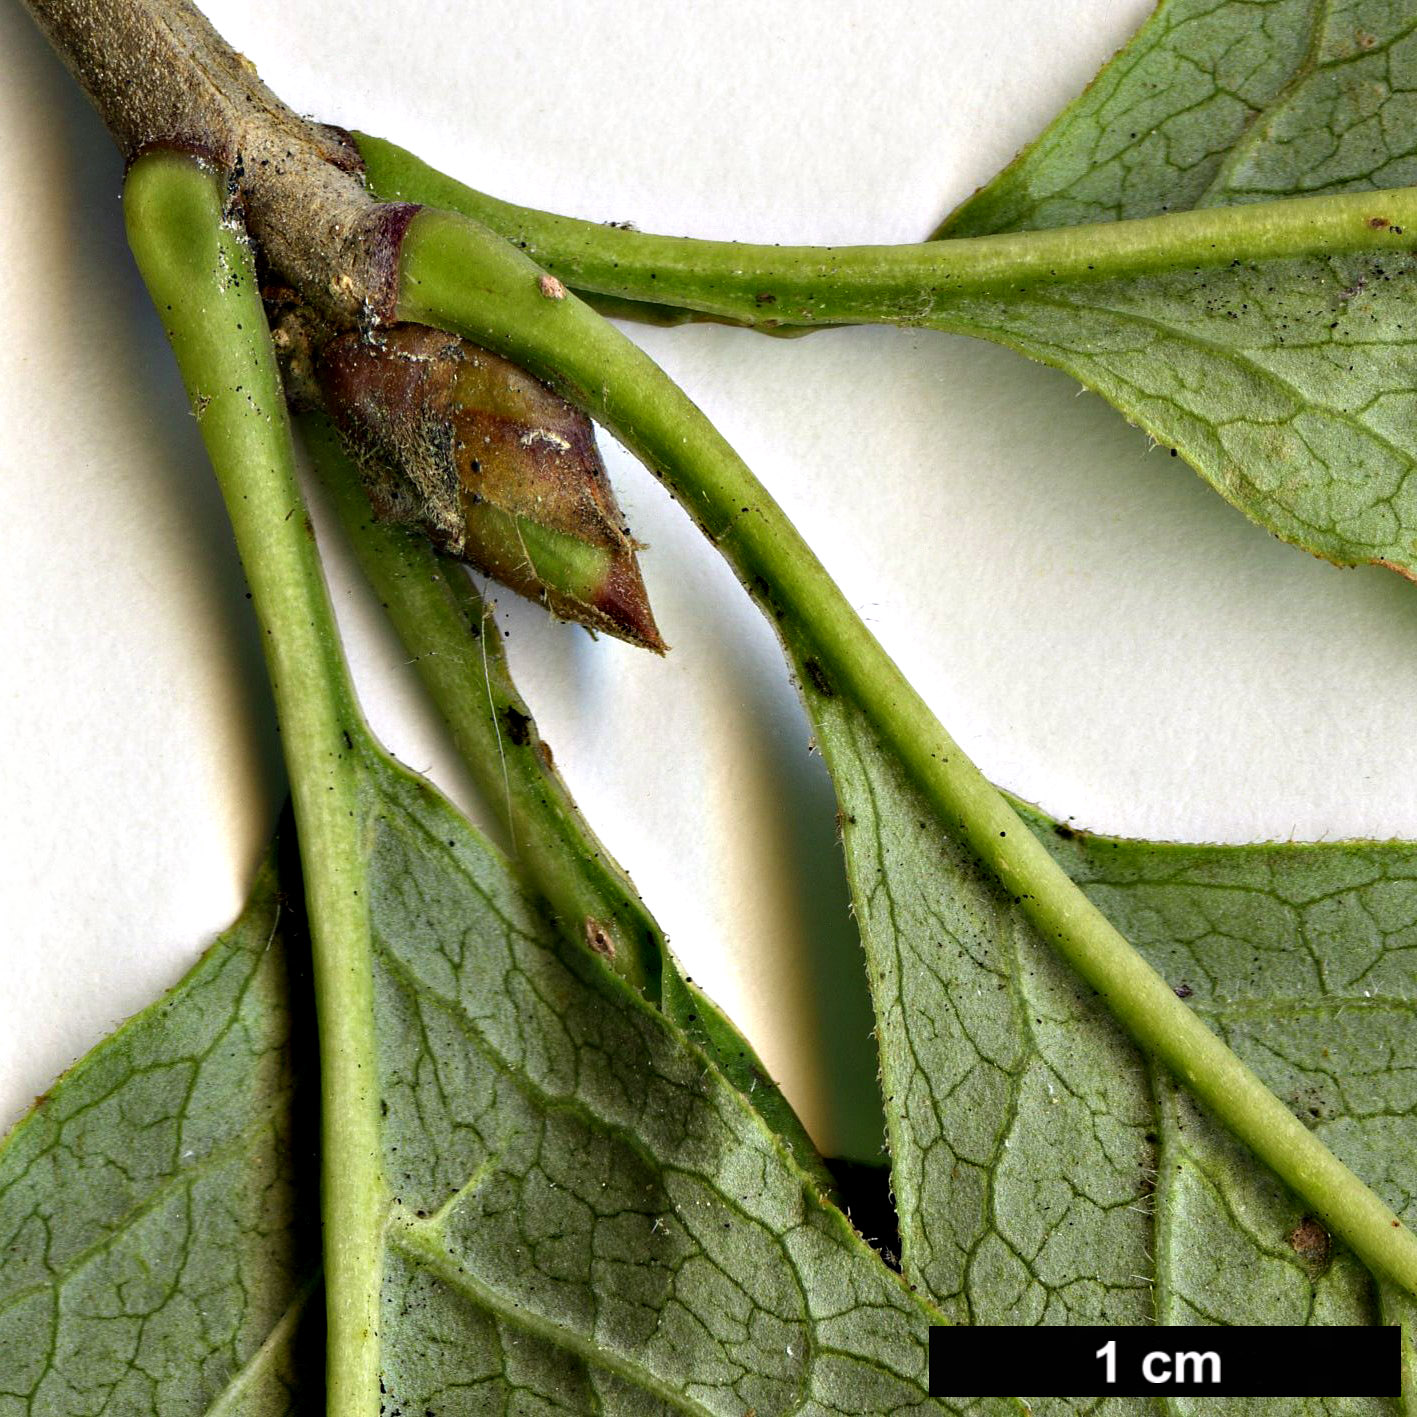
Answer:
[21,0,414,323]
[21,0,667,649]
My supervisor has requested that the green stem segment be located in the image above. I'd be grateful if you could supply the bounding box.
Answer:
[358,132,1417,329]
[302,411,837,1197]
[303,411,663,997]
[124,150,383,1417]
[394,203,1417,1298]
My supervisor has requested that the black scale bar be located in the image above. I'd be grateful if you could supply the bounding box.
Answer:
[929,1325,1401,1398]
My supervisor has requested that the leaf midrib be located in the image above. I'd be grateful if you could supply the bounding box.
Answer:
[361,132,1417,331]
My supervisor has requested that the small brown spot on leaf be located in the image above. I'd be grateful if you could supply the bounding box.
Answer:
[538,273,567,300]
[1369,216,1389,229]
[584,918,616,960]
[1288,1216,1331,1266]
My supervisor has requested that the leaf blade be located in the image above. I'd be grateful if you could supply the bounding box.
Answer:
[932,0,1417,578]
[935,0,1327,236]
[0,758,982,1413]
[0,845,322,1415]
[356,745,963,1413]
[796,666,1415,1404]
[920,242,1417,573]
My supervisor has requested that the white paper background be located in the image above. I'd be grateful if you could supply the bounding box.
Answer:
[5,0,1417,1158]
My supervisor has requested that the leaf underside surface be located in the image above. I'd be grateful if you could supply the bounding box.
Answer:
[0,747,961,1416]
[358,753,945,1415]
[6,696,1415,1412]
[794,662,1417,1414]
[0,846,321,1415]
[936,0,1417,579]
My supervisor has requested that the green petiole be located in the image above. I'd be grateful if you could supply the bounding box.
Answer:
[302,410,838,1197]
[391,200,1417,1299]
[124,149,384,1417]
[358,132,1417,331]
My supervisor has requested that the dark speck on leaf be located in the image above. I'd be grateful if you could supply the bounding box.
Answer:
[803,656,833,697]
[1174,982,1193,999]
[502,705,531,746]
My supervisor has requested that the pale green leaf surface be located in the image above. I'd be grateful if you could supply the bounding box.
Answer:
[933,0,1417,578]
[0,748,970,1415]
[795,669,1415,1412]
[937,0,1409,237]
[358,746,956,1415]
[933,250,1417,570]
[0,849,320,1416]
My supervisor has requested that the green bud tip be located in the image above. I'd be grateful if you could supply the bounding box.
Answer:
[317,323,665,653]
